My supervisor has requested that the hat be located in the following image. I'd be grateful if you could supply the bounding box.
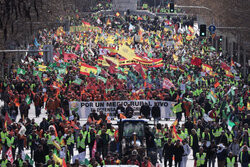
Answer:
[217,143,224,148]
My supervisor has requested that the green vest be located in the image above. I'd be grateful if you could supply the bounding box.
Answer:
[45,155,50,163]
[190,135,194,147]
[107,129,115,137]
[226,157,235,167]
[154,138,162,147]
[196,153,206,166]
[77,136,86,149]
[6,136,15,148]
[18,158,23,167]
[213,127,222,137]
[173,103,182,113]
[1,159,8,167]
[1,132,7,144]
[66,135,74,145]
[202,132,211,141]
[28,135,39,146]
[56,136,64,145]
[47,135,53,145]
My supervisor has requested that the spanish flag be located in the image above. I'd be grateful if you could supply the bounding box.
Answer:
[225,70,234,78]
[170,65,178,70]
[82,21,91,27]
[118,45,138,60]
[202,64,213,72]
[188,25,194,34]
[38,65,47,72]
[80,63,97,76]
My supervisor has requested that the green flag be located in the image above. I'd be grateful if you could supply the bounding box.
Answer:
[239,97,244,107]
[25,154,34,165]
[17,68,26,75]
[73,78,82,85]
[228,120,235,128]
[25,95,31,105]
[58,68,67,74]
[117,73,127,80]
[128,71,137,82]
[185,98,193,103]
[207,91,217,103]
[96,76,107,83]
[57,75,64,82]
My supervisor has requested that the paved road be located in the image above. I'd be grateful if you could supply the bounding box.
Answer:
[1,101,240,166]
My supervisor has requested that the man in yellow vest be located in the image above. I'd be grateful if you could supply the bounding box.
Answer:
[77,133,86,154]
[0,155,9,167]
[154,133,163,163]
[173,101,183,122]
[196,147,206,167]
[226,152,235,167]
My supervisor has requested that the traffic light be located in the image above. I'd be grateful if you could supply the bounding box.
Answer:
[170,2,174,13]
[218,36,223,51]
[219,36,223,42]
[200,24,206,37]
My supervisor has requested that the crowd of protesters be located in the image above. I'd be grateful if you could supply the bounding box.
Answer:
[0,3,249,167]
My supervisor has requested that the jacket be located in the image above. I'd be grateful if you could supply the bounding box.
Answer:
[163,143,174,157]
[152,105,161,118]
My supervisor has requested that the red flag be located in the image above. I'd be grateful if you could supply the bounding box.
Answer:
[191,57,202,67]
[170,65,178,70]
[134,64,146,79]
[163,78,175,89]
[92,140,97,157]
[147,160,154,167]
[62,158,67,167]
[6,147,14,164]
[63,53,78,62]
[221,61,230,71]
[106,58,117,67]
[108,65,118,74]
[82,20,91,26]
[5,112,12,125]
[225,70,234,78]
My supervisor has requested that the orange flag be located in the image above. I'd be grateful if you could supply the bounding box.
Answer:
[119,113,127,119]
[97,119,102,124]
[44,93,48,102]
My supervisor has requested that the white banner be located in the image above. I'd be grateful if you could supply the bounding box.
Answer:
[69,100,175,119]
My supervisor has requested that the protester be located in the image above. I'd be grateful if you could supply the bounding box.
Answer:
[181,139,190,167]
[0,3,249,166]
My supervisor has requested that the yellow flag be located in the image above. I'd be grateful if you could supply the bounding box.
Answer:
[38,65,47,71]
[53,154,62,165]
[173,54,178,61]
[118,45,137,60]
